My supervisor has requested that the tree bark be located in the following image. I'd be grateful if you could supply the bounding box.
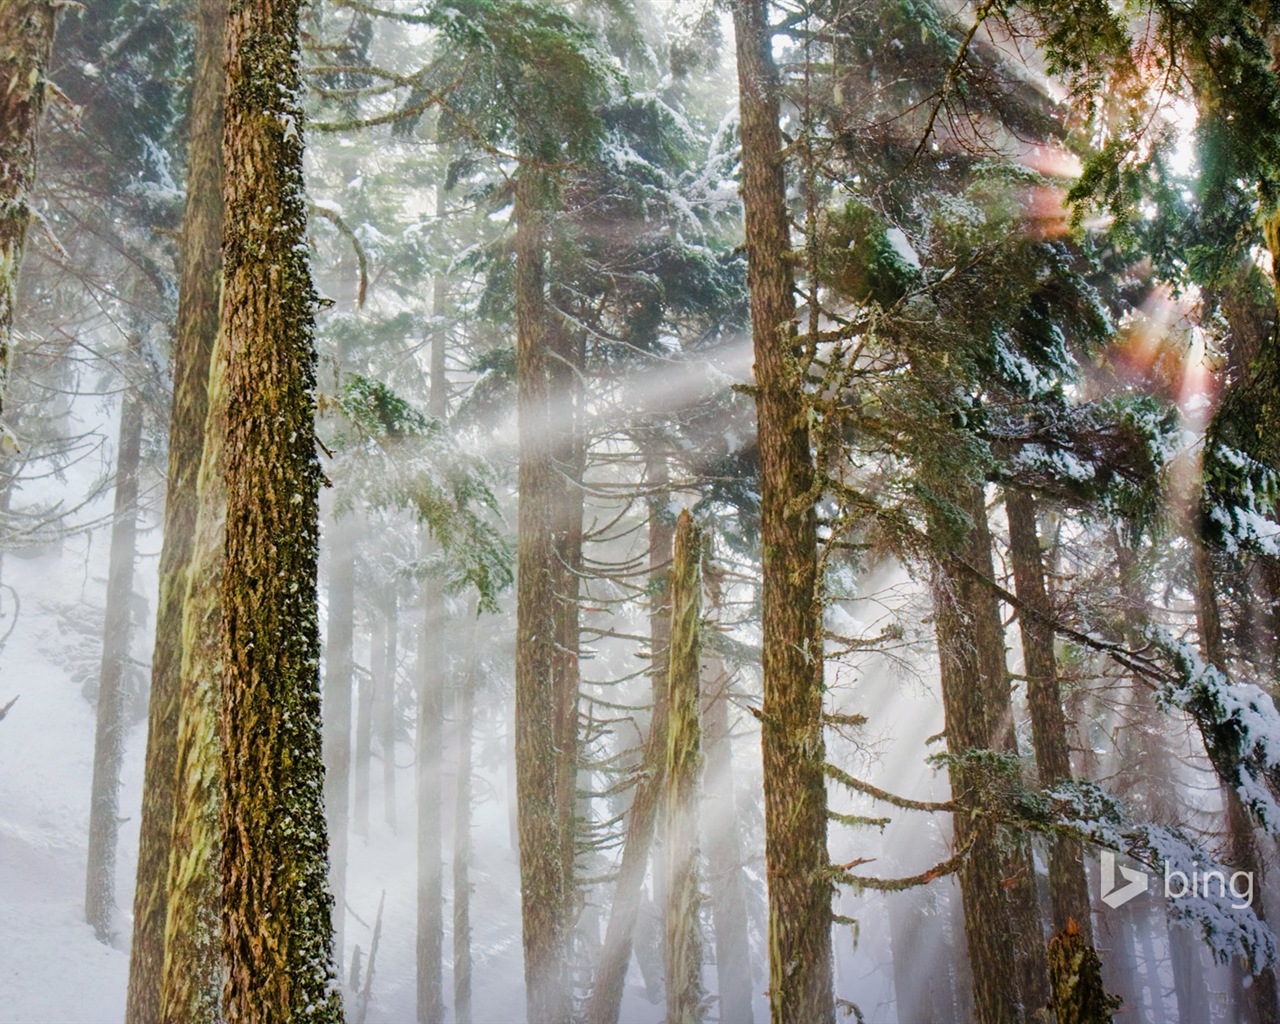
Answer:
[730,3,834,1020]
[1046,918,1115,1024]
[514,166,572,1024]
[0,0,57,421]
[664,510,705,1024]
[930,486,1022,1024]
[85,335,145,942]
[125,0,224,1014]
[323,513,355,968]
[1005,486,1095,950]
[217,0,342,1012]
[158,285,228,1024]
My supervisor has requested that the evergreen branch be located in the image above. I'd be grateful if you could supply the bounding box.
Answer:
[308,201,368,307]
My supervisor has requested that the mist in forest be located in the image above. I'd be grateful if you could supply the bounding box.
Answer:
[3,1,1280,1023]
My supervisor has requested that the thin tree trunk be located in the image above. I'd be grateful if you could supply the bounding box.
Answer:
[218,0,342,1011]
[0,0,57,420]
[324,514,355,968]
[1005,487,1093,941]
[664,511,704,1024]
[378,593,398,829]
[453,603,478,1024]
[730,3,834,1020]
[701,567,754,1024]
[417,539,445,1024]
[85,336,144,941]
[355,626,374,838]
[514,166,571,1024]
[416,268,449,1024]
[930,485,1021,1024]
[125,0,224,1013]
[584,453,676,1024]
[962,487,1049,1021]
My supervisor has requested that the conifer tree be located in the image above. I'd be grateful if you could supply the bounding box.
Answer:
[217,0,342,1013]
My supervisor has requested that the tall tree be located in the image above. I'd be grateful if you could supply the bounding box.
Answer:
[126,0,225,1013]
[84,334,145,941]
[730,2,834,1020]
[217,0,342,1013]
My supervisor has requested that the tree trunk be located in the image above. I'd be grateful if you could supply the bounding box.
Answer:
[548,287,584,977]
[85,336,144,941]
[664,511,705,1024]
[417,537,445,1024]
[0,0,57,421]
[323,513,355,968]
[217,0,342,1012]
[930,486,1022,1024]
[1192,540,1280,1024]
[453,604,478,1024]
[514,166,572,1024]
[1047,919,1115,1024]
[355,623,374,838]
[417,277,449,1024]
[701,568,754,1024]
[125,0,224,1014]
[730,3,834,1020]
[961,488,1049,1021]
[379,593,398,829]
[584,453,676,1024]
[1005,486,1095,943]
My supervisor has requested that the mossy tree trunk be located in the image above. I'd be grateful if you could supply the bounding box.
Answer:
[0,0,57,421]
[730,2,834,1020]
[217,0,342,1013]
[159,275,229,1024]
[125,0,225,1015]
[85,334,145,941]
[514,167,572,1024]
[1005,486,1094,945]
[664,510,705,1024]
[1046,919,1115,1024]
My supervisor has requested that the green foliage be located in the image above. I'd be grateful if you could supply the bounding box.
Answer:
[333,374,512,610]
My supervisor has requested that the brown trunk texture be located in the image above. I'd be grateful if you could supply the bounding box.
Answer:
[85,337,145,940]
[1005,486,1094,944]
[125,0,225,1016]
[931,487,1021,1024]
[730,3,834,1020]
[217,0,342,1013]
[664,511,705,1024]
